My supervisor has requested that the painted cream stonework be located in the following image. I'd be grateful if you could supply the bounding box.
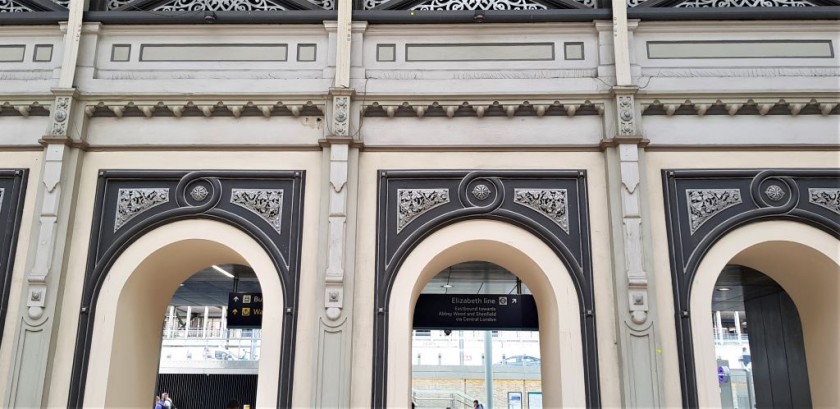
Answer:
[86,220,285,408]
[350,151,621,409]
[389,220,585,408]
[46,151,323,409]
[691,221,839,408]
[0,152,43,405]
[644,151,840,408]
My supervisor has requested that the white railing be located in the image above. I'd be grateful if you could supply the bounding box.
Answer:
[412,390,475,409]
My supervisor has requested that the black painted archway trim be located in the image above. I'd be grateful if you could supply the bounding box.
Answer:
[0,169,28,347]
[661,168,840,409]
[67,170,305,409]
[372,170,600,409]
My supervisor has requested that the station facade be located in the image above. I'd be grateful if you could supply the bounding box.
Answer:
[0,0,838,408]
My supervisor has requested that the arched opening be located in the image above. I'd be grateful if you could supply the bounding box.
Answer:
[690,221,839,408]
[710,265,810,408]
[388,220,586,409]
[411,261,542,409]
[81,220,284,409]
[156,264,263,409]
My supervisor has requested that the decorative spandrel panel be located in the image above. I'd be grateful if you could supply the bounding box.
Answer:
[373,170,600,409]
[0,170,28,346]
[68,170,305,409]
[661,168,840,409]
[0,0,67,12]
[98,0,334,10]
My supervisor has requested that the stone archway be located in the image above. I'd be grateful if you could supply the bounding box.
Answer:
[388,219,586,408]
[81,220,285,409]
[689,221,839,408]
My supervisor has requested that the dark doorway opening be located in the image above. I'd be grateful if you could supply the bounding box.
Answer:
[712,265,811,409]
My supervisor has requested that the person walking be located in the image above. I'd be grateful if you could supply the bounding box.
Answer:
[161,392,175,409]
[473,399,485,409]
[154,396,163,409]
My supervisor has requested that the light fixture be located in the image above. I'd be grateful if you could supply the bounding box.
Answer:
[212,265,234,278]
[716,287,731,291]
[441,284,453,289]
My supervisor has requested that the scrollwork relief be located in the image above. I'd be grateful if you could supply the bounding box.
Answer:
[808,188,840,215]
[411,0,546,10]
[50,97,70,137]
[686,189,742,234]
[396,188,450,233]
[154,0,287,11]
[617,95,635,136]
[675,0,814,7]
[0,0,32,12]
[231,189,284,233]
[114,188,170,232]
[513,189,569,233]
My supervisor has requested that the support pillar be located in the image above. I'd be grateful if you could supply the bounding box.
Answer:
[602,1,664,407]
[312,2,362,407]
[4,2,87,406]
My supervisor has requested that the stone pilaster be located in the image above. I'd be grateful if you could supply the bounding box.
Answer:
[5,88,86,408]
[603,87,664,408]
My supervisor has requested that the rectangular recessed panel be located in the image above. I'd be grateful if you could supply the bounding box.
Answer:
[33,45,53,62]
[140,44,288,62]
[406,43,554,62]
[377,44,396,62]
[647,40,834,59]
[0,45,25,62]
[297,44,316,62]
[111,44,131,62]
[564,42,584,60]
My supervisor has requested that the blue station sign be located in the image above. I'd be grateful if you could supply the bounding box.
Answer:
[413,294,538,330]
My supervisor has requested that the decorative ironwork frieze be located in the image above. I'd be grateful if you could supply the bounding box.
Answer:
[114,188,170,232]
[808,188,840,214]
[662,169,840,409]
[396,188,450,233]
[0,0,33,12]
[686,188,742,235]
[154,0,287,11]
[375,170,599,409]
[675,0,815,6]
[230,188,284,233]
[410,0,546,10]
[514,188,570,233]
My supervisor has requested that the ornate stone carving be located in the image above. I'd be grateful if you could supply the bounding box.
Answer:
[190,185,209,201]
[114,188,170,232]
[471,184,491,200]
[808,188,840,215]
[231,189,284,233]
[396,188,450,233]
[764,185,785,201]
[411,0,546,10]
[50,97,70,137]
[617,95,635,136]
[332,96,350,137]
[513,189,569,233]
[686,189,742,234]
[0,0,32,12]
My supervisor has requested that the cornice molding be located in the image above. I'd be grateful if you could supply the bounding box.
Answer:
[362,100,604,118]
[81,100,325,118]
[641,98,839,116]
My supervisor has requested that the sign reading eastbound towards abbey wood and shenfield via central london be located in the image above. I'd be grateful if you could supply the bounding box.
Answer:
[413,294,538,331]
